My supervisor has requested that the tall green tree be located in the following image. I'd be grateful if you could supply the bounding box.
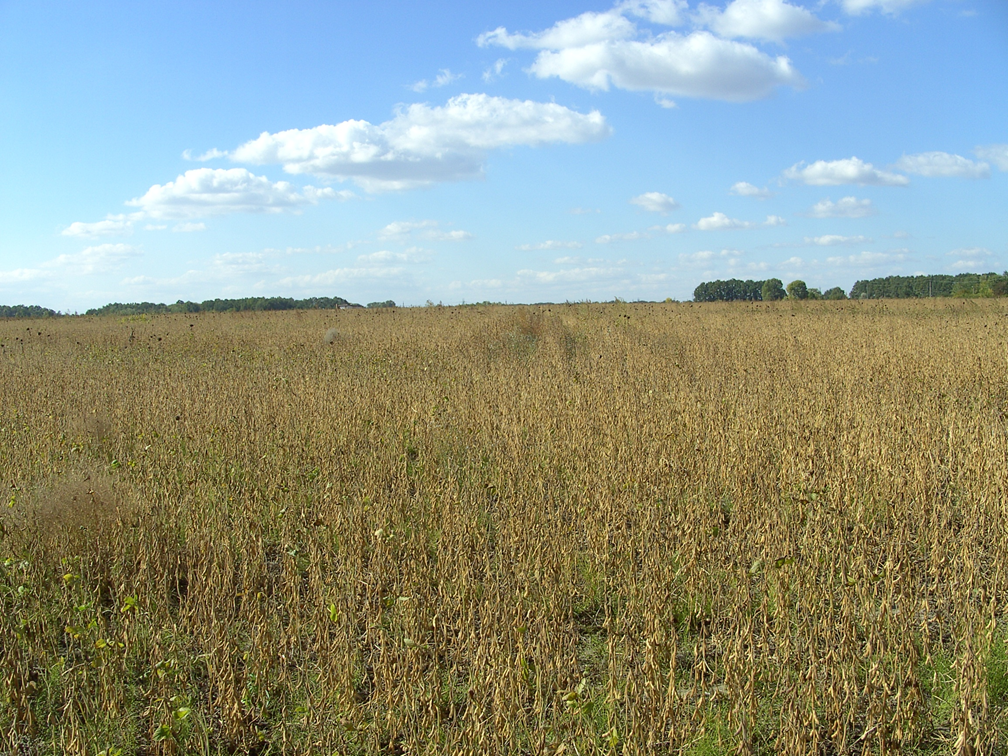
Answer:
[787,280,808,300]
[761,278,785,301]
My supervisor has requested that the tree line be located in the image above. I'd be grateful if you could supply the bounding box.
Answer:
[694,271,1008,302]
[85,296,365,316]
[849,272,1008,299]
[693,278,846,302]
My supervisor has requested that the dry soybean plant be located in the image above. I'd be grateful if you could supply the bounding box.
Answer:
[1,301,1007,755]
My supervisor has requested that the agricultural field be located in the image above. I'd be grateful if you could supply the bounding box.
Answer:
[1,300,1007,755]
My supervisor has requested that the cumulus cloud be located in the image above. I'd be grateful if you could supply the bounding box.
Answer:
[378,220,472,242]
[806,196,875,218]
[61,216,133,239]
[231,93,610,191]
[357,249,427,263]
[806,234,872,246]
[279,266,409,288]
[45,244,141,274]
[729,181,773,199]
[649,223,687,233]
[126,168,340,220]
[596,231,651,243]
[172,222,206,233]
[411,68,462,93]
[783,157,909,186]
[975,144,1008,171]
[679,248,743,265]
[630,191,679,213]
[482,59,508,82]
[182,148,227,162]
[696,0,839,43]
[516,240,584,251]
[479,5,804,102]
[827,249,910,267]
[478,10,638,50]
[694,212,785,230]
[517,265,622,283]
[894,151,990,178]
[2,244,144,286]
[947,247,993,271]
[841,0,929,15]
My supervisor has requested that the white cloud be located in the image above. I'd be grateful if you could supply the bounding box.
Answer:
[649,223,687,233]
[356,249,425,263]
[172,222,206,233]
[377,220,472,242]
[482,59,507,82]
[806,196,875,218]
[827,249,910,267]
[278,266,409,288]
[783,157,909,186]
[630,191,679,213]
[43,244,141,275]
[411,68,462,92]
[694,212,785,230]
[947,247,993,271]
[516,240,584,251]
[806,234,872,246]
[975,144,1008,171]
[528,31,803,102]
[231,93,610,191]
[894,152,989,178]
[841,0,929,15]
[478,10,638,50]
[696,0,839,43]
[570,207,601,215]
[182,148,227,162]
[0,267,47,285]
[596,231,651,243]
[620,0,689,25]
[729,181,772,199]
[479,6,804,103]
[679,248,743,266]
[208,251,281,275]
[126,168,338,219]
[517,265,621,283]
[61,215,133,239]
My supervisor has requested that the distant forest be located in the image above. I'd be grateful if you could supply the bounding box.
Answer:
[694,272,1008,302]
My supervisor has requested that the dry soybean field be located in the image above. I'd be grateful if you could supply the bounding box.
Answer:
[2,301,1008,755]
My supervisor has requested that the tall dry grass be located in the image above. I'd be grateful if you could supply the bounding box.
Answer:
[1,300,1007,754]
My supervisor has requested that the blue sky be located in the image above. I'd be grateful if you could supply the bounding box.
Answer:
[1,0,1005,309]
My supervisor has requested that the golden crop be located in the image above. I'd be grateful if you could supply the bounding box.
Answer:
[1,300,1006,754]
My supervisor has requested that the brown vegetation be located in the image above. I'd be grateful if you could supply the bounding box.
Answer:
[1,300,1007,754]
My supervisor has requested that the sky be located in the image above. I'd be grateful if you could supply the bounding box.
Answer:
[1,0,1006,310]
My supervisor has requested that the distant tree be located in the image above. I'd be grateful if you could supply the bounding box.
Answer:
[761,278,785,301]
[367,300,396,308]
[823,287,847,300]
[787,280,808,300]
[0,304,60,318]
[807,287,822,300]
[848,272,1008,299]
[693,279,764,302]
